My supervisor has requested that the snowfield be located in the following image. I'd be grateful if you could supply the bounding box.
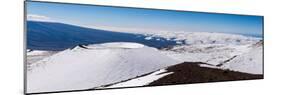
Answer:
[160,40,263,74]
[26,31,263,93]
[160,44,251,65]
[26,42,179,93]
[220,42,263,74]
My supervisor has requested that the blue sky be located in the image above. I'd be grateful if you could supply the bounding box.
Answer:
[26,2,263,37]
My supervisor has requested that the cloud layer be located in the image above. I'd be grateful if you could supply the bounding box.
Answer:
[27,14,53,22]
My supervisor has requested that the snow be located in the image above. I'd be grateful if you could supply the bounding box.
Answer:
[106,30,260,45]
[144,36,152,40]
[91,42,145,49]
[160,44,253,66]
[26,50,58,71]
[153,31,262,74]
[27,42,179,93]
[27,50,49,56]
[26,29,263,93]
[161,41,263,74]
[199,64,220,69]
[103,31,262,73]
[220,45,263,74]
[106,69,173,88]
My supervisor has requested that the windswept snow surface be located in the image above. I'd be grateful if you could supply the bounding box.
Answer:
[154,31,263,74]
[27,42,179,93]
[106,69,173,88]
[220,43,263,74]
[162,41,263,74]
[105,31,263,74]
[161,44,253,66]
[26,50,58,70]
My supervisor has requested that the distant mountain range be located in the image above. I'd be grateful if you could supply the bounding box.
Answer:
[27,21,180,51]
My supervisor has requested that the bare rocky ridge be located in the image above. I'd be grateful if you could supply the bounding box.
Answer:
[148,62,263,86]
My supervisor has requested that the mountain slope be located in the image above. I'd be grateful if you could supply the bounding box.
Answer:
[26,42,179,93]
[148,62,263,86]
[104,62,262,88]
[220,41,263,74]
[27,21,179,51]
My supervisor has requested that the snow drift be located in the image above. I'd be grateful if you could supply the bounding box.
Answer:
[220,41,263,74]
[26,42,179,93]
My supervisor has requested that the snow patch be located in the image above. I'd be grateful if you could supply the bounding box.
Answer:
[97,42,145,49]
[106,69,173,88]
[144,37,152,40]
[199,64,220,69]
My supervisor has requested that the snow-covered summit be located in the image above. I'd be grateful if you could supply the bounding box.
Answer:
[27,42,179,93]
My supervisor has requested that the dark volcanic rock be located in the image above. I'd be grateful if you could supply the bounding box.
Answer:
[149,62,263,86]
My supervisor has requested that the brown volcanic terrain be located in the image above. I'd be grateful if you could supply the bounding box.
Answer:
[148,62,263,86]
